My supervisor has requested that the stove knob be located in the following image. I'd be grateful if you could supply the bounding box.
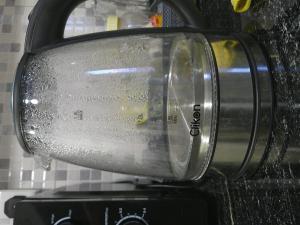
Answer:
[117,216,148,225]
[122,222,144,225]
[57,222,74,225]
[55,219,75,225]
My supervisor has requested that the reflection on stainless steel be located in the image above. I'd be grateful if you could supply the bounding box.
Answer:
[218,67,251,73]
[209,37,254,177]
[207,34,273,179]
[234,34,273,178]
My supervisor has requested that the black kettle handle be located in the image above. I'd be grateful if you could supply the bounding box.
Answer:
[25,0,206,52]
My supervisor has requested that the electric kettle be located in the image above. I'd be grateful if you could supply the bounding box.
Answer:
[13,0,274,181]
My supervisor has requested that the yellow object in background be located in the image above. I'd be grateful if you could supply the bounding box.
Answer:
[231,0,252,13]
[106,15,120,31]
[150,14,163,28]
[136,108,149,125]
[121,101,149,126]
[211,40,239,68]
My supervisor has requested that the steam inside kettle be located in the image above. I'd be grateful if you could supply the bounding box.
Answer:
[19,33,216,180]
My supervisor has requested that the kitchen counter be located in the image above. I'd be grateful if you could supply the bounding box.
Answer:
[198,0,300,224]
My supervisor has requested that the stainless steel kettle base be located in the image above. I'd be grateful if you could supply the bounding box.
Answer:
[206,34,273,180]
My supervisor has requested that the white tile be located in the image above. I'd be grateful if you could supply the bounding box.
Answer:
[112,173,130,182]
[55,161,68,170]
[43,181,55,189]
[7,172,21,189]
[67,170,80,181]
[32,169,43,182]
[55,181,67,189]
[0,219,11,225]
[20,181,31,188]
[67,163,88,171]
[66,181,80,191]
[15,0,37,7]
[44,171,55,181]
[101,171,112,182]
[21,158,34,170]
[0,54,10,63]
[3,7,15,15]
[0,113,13,125]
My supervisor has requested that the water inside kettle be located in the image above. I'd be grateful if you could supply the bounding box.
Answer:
[19,33,214,179]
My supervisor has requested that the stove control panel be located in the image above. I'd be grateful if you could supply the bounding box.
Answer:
[6,197,209,225]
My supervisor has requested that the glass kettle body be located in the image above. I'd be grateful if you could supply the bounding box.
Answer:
[14,0,274,181]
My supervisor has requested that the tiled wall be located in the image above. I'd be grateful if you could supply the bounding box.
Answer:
[0,0,134,192]
[0,1,183,224]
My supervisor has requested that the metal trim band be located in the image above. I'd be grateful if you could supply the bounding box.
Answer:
[234,33,274,178]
